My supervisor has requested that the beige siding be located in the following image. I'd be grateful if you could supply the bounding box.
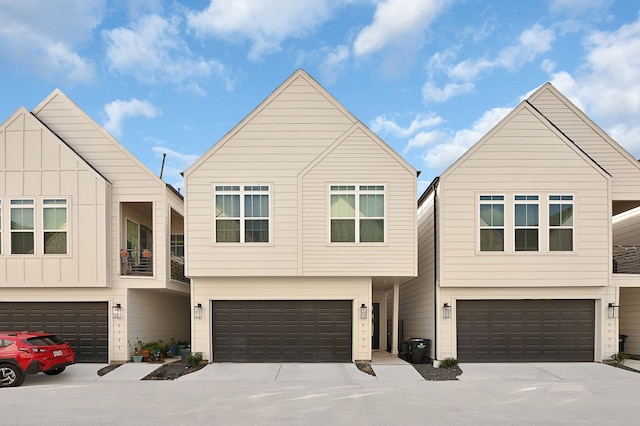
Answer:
[439,286,616,361]
[301,127,416,276]
[127,289,190,358]
[398,190,437,358]
[0,110,109,287]
[440,105,610,288]
[186,72,415,277]
[620,287,640,356]
[191,276,371,362]
[530,88,640,201]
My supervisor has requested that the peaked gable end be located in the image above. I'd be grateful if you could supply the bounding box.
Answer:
[528,83,640,200]
[184,69,357,177]
[32,90,164,192]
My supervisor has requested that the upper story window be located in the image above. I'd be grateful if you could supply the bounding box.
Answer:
[10,199,35,254]
[171,234,184,257]
[549,195,573,251]
[214,185,270,243]
[330,185,385,243]
[43,199,68,254]
[514,195,539,252]
[479,195,504,251]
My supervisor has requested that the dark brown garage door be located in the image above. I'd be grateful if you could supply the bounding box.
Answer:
[212,300,352,362]
[457,300,595,362]
[0,302,108,363]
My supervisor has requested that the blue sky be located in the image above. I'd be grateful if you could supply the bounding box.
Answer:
[1,0,639,194]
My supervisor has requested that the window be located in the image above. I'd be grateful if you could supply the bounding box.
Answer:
[514,195,539,251]
[214,185,270,243]
[549,195,573,251]
[330,185,385,243]
[43,199,68,254]
[10,200,34,254]
[171,234,184,257]
[479,195,504,251]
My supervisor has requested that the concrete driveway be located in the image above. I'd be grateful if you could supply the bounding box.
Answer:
[2,362,639,425]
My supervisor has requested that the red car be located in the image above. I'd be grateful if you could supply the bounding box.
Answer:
[0,331,76,387]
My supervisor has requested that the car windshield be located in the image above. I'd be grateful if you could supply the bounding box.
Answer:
[24,335,65,346]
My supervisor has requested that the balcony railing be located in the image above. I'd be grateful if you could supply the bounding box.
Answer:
[613,246,640,274]
[120,248,153,277]
[171,254,189,284]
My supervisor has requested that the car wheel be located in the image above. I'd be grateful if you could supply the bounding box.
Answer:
[44,367,66,376]
[0,364,25,387]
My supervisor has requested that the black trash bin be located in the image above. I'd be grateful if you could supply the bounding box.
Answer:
[404,338,432,364]
[620,335,628,353]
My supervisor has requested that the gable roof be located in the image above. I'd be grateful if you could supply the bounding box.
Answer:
[439,98,611,182]
[32,89,167,188]
[528,82,640,174]
[0,106,109,184]
[183,68,415,177]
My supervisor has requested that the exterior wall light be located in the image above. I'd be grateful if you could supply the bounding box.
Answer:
[112,303,122,320]
[194,303,203,320]
[443,303,452,319]
[360,303,368,320]
[608,303,619,319]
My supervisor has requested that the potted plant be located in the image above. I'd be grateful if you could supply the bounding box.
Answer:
[144,340,165,362]
[129,340,143,362]
[166,337,178,358]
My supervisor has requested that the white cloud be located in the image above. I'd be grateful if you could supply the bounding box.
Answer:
[0,0,104,82]
[319,45,350,85]
[425,24,555,103]
[371,113,442,138]
[352,0,449,57]
[544,17,640,155]
[104,14,230,90]
[103,99,160,137]
[420,107,512,172]
[422,81,474,103]
[187,0,343,61]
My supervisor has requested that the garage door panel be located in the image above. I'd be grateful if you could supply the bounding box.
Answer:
[457,300,594,362]
[213,300,352,362]
[0,302,108,363]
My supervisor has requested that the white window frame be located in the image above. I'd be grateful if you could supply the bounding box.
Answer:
[42,198,68,255]
[548,194,574,252]
[10,199,35,255]
[478,195,505,252]
[514,195,539,252]
[328,184,386,244]
[213,185,271,244]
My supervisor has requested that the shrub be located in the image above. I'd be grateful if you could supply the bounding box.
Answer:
[612,352,628,366]
[187,351,203,367]
[440,357,459,369]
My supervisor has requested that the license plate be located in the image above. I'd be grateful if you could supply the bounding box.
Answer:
[53,350,63,357]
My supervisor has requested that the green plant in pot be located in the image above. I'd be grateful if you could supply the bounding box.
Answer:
[144,341,165,361]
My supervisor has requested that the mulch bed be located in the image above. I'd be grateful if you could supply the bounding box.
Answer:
[356,361,462,380]
[412,364,462,380]
[142,361,207,380]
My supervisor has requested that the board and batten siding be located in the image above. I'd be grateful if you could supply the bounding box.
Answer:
[398,190,437,357]
[0,109,109,287]
[300,126,416,276]
[439,105,611,288]
[32,91,182,287]
[529,87,640,201]
[191,276,371,362]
